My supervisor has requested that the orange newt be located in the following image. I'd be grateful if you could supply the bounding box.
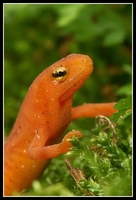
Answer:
[4,54,117,196]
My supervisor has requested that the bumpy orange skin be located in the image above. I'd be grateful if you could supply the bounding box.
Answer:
[4,54,116,196]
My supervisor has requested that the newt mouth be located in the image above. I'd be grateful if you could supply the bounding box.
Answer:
[59,73,90,103]
[57,54,93,103]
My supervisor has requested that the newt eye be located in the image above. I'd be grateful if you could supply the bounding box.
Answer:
[52,67,68,82]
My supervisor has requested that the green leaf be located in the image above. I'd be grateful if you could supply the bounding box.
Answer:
[116,84,132,96]
[111,95,132,122]
[103,29,126,46]
[57,4,86,27]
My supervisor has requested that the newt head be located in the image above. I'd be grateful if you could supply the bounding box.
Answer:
[29,54,93,106]
[35,54,93,104]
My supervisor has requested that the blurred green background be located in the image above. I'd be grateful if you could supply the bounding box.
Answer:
[4,3,132,196]
[4,4,132,136]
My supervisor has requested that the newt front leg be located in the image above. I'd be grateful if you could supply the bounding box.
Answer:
[28,102,116,160]
[72,102,117,120]
[28,130,82,160]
